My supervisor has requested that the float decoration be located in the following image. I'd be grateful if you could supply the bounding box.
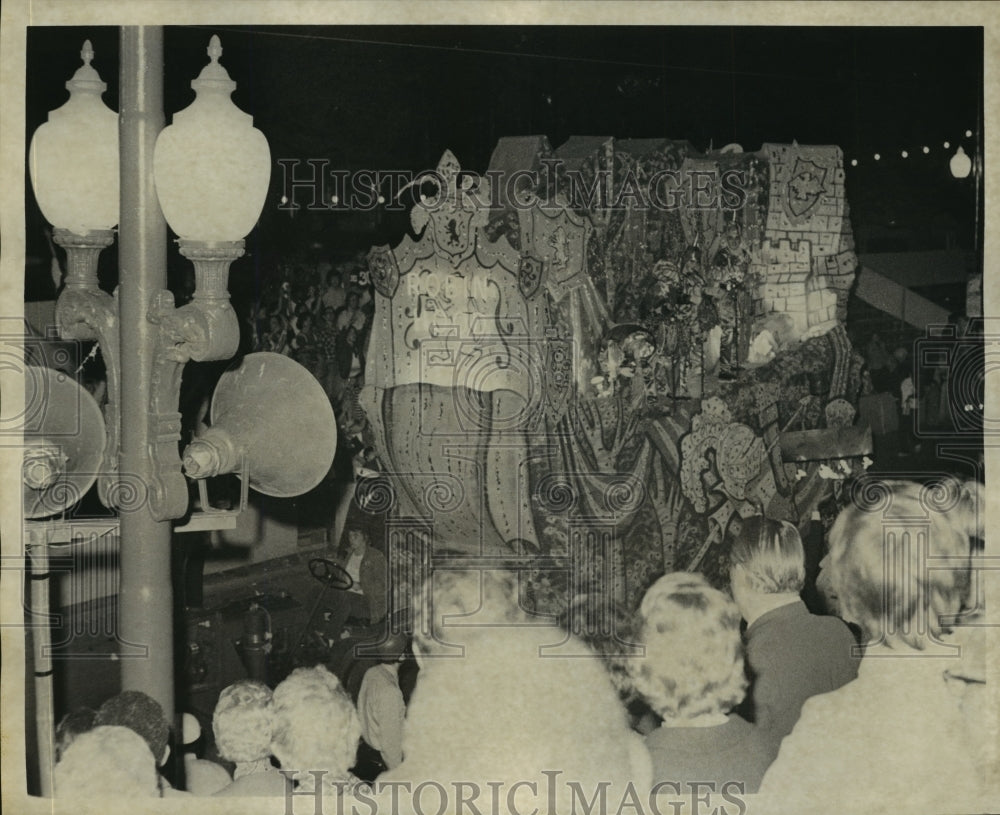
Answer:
[360,137,870,613]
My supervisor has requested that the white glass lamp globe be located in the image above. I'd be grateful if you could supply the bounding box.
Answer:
[153,36,271,243]
[28,41,119,234]
[949,146,972,179]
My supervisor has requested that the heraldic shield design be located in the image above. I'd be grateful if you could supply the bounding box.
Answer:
[367,244,400,298]
[784,156,829,220]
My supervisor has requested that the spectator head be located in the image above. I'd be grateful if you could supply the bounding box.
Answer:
[397,570,650,803]
[729,515,806,604]
[411,569,529,661]
[54,707,97,762]
[375,629,411,665]
[824,479,981,649]
[94,690,171,765]
[213,680,274,765]
[55,725,160,798]
[629,572,746,723]
[270,666,361,786]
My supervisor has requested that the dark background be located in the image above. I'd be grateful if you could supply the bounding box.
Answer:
[24,25,984,304]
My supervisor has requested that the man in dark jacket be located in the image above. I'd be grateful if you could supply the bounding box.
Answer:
[729,516,860,749]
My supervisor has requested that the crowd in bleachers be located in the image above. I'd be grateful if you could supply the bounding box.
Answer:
[53,477,991,814]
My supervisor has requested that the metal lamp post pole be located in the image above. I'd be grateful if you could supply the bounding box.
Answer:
[117,26,174,721]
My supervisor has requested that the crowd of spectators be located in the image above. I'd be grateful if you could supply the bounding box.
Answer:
[53,477,990,813]
[861,315,983,463]
[247,251,374,435]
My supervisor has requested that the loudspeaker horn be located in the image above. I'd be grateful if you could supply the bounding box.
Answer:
[22,365,106,519]
[182,352,336,497]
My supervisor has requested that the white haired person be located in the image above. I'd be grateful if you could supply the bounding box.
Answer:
[55,725,160,798]
[212,680,282,797]
[269,665,366,803]
[378,569,651,815]
[629,572,774,796]
[728,516,858,748]
[756,479,993,814]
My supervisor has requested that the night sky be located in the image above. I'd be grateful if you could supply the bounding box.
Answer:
[24,25,984,298]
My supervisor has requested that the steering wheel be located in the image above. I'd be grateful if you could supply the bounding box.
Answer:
[309,558,354,591]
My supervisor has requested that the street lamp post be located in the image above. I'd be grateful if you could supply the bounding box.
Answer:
[116,23,172,722]
[27,26,271,755]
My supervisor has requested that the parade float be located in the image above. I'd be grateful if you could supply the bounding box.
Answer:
[358,136,869,615]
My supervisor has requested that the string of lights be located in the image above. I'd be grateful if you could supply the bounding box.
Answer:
[848,130,976,178]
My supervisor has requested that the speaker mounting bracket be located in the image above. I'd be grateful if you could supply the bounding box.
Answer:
[173,454,250,534]
[145,241,243,521]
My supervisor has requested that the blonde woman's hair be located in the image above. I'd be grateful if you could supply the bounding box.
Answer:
[629,572,747,721]
[270,665,361,785]
[213,679,274,764]
[827,478,981,649]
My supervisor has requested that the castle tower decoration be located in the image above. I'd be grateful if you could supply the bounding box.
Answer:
[753,143,857,342]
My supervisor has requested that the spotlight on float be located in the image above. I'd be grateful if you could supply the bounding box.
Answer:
[181,353,336,497]
[22,366,106,519]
